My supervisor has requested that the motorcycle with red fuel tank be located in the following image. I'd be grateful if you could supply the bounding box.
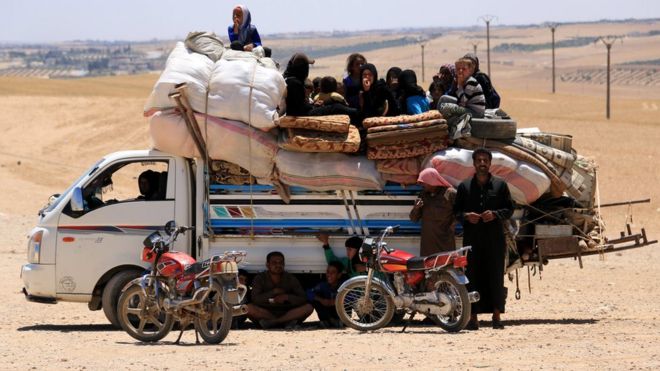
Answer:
[117,221,247,344]
[335,226,480,332]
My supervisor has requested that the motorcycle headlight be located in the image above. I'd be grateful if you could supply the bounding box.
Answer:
[27,231,43,264]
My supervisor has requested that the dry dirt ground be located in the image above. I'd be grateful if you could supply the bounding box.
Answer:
[1,21,660,370]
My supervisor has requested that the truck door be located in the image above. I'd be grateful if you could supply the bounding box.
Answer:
[55,158,176,297]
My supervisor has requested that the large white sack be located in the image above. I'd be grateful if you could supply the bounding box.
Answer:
[149,110,278,179]
[424,147,551,204]
[144,42,213,115]
[207,57,285,130]
[275,151,384,191]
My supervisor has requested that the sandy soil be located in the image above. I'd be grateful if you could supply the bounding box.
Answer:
[1,21,660,370]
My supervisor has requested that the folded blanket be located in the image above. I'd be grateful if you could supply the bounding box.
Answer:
[367,140,447,160]
[278,125,360,153]
[381,173,419,185]
[362,111,442,129]
[376,157,422,175]
[519,132,573,153]
[367,123,448,146]
[366,118,446,133]
[278,115,350,133]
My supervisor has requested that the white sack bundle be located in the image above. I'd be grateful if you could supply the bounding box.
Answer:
[149,110,278,179]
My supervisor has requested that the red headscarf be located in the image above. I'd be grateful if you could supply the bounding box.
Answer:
[417,168,452,188]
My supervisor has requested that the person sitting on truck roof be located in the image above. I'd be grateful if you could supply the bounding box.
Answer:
[317,233,366,277]
[343,53,367,110]
[314,76,349,107]
[246,251,313,329]
[228,4,262,52]
[397,69,430,115]
[359,63,399,118]
[306,261,345,328]
[283,53,358,120]
[437,57,485,127]
[463,53,500,109]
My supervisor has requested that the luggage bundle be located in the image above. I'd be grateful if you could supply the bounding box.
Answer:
[362,112,449,185]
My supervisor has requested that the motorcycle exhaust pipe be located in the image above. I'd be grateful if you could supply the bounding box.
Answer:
[468,291,480,303]
[164,287,211,311]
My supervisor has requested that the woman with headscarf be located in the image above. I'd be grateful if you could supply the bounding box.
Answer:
[358,63,399,118]
[397,69,430,115]
[228,4,262,51]
[410,168,457,256]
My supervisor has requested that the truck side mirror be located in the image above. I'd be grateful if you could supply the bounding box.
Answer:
[70,187,84,212]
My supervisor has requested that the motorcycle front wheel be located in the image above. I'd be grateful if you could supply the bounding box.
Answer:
[427,273,471,332]
[336,280,394,331]
[117,282,174,342]
[194,281,233,344]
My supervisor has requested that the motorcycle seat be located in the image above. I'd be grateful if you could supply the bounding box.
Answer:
[406,253,452,271]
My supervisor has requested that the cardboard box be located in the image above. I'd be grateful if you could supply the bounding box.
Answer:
[535,224,573,239]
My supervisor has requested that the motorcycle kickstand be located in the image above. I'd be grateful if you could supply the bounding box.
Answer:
[175,320,190,345]
[400,311,417,333]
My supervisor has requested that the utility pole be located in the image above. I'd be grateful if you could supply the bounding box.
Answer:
[596,36,623,120]
[548,23,558,93]
[478,15,497,76]
[421,43,426,83]
[470,41,480,54]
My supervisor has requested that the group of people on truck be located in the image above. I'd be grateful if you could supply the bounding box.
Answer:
[227,4,511,331]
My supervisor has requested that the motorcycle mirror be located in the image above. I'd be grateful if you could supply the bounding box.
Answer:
[164,220,177,236]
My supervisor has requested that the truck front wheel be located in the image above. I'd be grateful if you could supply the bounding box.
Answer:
[102,270,142,328]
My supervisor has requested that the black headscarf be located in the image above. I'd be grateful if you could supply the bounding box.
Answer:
[398,69,425,99]
[359,63,399,118]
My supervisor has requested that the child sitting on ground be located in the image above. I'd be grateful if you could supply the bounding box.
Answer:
[307,261,345,328]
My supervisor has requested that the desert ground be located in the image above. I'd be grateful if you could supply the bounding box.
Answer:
[1,20,659,370]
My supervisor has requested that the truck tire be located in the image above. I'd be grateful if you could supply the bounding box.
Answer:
[102,270,142,328]
[470,118,517,140]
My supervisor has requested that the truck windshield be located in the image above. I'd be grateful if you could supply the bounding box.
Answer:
[44,158,105,214]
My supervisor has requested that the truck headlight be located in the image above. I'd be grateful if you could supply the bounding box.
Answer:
[27,231,43,264]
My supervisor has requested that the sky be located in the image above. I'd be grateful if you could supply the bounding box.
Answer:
[1,0,659,43]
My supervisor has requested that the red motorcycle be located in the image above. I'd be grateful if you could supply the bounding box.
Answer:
[336,226,479,332]
[117,221,247,344]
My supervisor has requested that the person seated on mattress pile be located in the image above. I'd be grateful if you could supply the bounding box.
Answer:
[228,4,262,51]
[311,76,322,100]
[428,80,445,113]
[342,53,367,110]
[397,69,430,115]
[434,63,457,97]
[463,53,500,109]
[437,57,486,139]
[385,66,402,103]
[358,63,399,118]
[313,76,348,107]
[283,53,359,120]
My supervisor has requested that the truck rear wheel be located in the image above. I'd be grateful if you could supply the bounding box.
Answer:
[102,270,142,328]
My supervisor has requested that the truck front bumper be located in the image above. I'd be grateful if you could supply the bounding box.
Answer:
[21,263,56,303]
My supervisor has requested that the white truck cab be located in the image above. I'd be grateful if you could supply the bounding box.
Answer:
[21,149,424,326]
